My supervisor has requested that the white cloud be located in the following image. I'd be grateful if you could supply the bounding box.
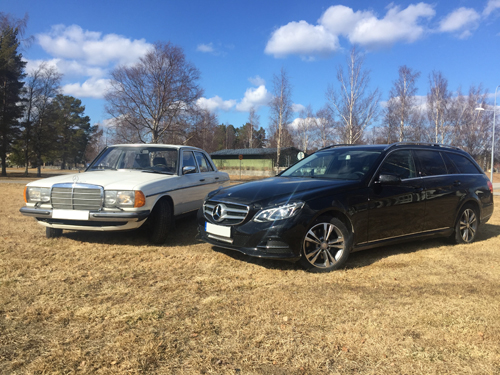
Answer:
[292,103,306,113]
[197,96,236,111]
[265,3,436,57]
[484,0,500,16]
[248,75,265,87]
[62,78,111,99]
[37,25,152,67]
[265,21,339,59]
[236,85,272,111]
[197,43,215,53]
[439,7,480,38]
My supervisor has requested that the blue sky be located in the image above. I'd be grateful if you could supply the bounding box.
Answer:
[4,0,500,132]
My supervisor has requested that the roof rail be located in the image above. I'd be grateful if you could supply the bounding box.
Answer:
[385,142,462,151]
[316,144,356,152]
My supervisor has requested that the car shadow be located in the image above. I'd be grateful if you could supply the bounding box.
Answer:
[212,222,500,272]
[63,212,201,247]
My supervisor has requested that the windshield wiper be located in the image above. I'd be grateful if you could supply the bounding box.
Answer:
[141,170,174,175]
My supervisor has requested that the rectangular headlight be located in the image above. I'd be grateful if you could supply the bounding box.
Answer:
[104,191,136,208]
[26,187,51,203]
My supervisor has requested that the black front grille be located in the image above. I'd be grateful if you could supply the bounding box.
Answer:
[51,183,103,210]
[203,200,249,225]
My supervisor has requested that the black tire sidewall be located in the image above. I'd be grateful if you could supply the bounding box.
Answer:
[454,204,479,244]
[148,199,172,244]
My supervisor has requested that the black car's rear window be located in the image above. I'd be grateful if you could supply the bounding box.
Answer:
[445,152,481,174]
[414,150,447,176]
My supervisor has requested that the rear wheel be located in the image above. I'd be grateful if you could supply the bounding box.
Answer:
[453,204,479,244]
[147,199,173,244]
[46,227,63,238]
[299,217,352,273]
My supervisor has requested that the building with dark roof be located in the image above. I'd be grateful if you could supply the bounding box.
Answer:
[210,147,301,171]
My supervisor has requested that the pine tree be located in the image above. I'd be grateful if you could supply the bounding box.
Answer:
[0,25,26,176]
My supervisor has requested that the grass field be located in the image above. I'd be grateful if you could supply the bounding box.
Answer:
[1,181,499,374]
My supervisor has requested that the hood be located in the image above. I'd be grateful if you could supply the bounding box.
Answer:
[27,170,174,191]
[209,176,358,207]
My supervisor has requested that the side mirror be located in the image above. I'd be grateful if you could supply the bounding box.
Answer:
[182,166,196,175]
[378,173,401,185]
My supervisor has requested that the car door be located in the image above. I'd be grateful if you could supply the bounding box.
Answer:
[368,149,426,242]
[193,151,224,196]
[176,150,210,214]
[414,150,465,231]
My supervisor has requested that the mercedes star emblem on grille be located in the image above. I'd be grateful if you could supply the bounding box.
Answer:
[212,204,227,222]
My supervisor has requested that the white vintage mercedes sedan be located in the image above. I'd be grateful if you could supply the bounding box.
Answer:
[20,144,230,244]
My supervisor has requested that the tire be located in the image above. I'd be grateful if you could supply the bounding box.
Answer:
[46,227,63,238]
[147,199,172,245]
[299,217,352,273]
[453,204,479,244]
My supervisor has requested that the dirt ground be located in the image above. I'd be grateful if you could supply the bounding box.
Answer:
[1,176,499,374]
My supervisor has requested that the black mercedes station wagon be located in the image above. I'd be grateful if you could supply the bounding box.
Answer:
[197,143,494,272]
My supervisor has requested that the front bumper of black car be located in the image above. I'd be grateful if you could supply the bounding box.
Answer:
[197,209,306,260]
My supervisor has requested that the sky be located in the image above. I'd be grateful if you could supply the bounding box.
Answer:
[3,0,500,133]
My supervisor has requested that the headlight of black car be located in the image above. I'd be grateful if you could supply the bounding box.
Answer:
[253,201,304,222]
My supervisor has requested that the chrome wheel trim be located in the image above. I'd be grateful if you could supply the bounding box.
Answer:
[303,222,345,269]
[459,208,477,243]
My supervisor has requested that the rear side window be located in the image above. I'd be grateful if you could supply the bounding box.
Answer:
[379,150,416,179]
[415,150,447,176]
[446,152,481,174]
[194,152,214,172]
[441,152,459,174]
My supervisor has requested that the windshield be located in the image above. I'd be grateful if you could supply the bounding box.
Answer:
[88,146,178,174]
[281,149,382,180]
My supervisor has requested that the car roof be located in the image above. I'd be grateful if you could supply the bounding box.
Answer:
[109,144,203,151]
[316,142,467,154]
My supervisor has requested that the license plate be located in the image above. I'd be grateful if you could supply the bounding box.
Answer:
[205,222,231,238]
[52,209,89,220]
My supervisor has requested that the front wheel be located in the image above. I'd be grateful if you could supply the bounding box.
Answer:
[453,204,479,244]
[146,199,173,245]
[299,217,352,273]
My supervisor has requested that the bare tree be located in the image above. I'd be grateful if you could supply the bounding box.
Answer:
[185,108,219,152]
[294,104,318,153]
[383,65,421,142]
[247,107,260,148]
[23,62,61,175]
[326,47,380,144]
[269,67,293,170]
[449,85,491,165]
[105,42,203,144]
[314,107,337,149]
[427,71,451,144]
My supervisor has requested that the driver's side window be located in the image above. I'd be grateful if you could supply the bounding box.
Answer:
[379,150,416,180]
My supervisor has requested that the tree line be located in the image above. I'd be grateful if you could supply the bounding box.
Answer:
[0,13,98,177]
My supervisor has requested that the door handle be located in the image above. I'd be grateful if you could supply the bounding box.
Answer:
[215,177,219,180]
[454,180,461,186]
[199,179,205,182]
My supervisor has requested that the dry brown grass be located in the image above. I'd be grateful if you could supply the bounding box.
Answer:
[1,182,500,374]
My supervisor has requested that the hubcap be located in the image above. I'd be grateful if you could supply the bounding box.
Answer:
[303,222,344,269]
[459,208,477,242]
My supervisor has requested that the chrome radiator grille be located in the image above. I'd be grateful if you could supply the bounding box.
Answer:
[203,200,249,225]
[51,183,103,210]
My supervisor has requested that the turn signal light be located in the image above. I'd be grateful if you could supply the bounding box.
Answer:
[487,181,493,194]
[134,191,146,207]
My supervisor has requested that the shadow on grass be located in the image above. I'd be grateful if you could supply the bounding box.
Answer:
[213,222,500,272]
[63,212,200,247]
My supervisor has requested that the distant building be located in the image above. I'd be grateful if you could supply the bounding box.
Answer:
[210,147,301,171]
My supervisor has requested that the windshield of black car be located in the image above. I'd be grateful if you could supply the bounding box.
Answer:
[88,147,178,174]
[281,149,382,180]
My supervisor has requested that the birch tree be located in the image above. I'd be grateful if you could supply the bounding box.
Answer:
[269,67,293,169]
[384,65,421,142]
[326,48,380,144]
[427,71,450,144]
